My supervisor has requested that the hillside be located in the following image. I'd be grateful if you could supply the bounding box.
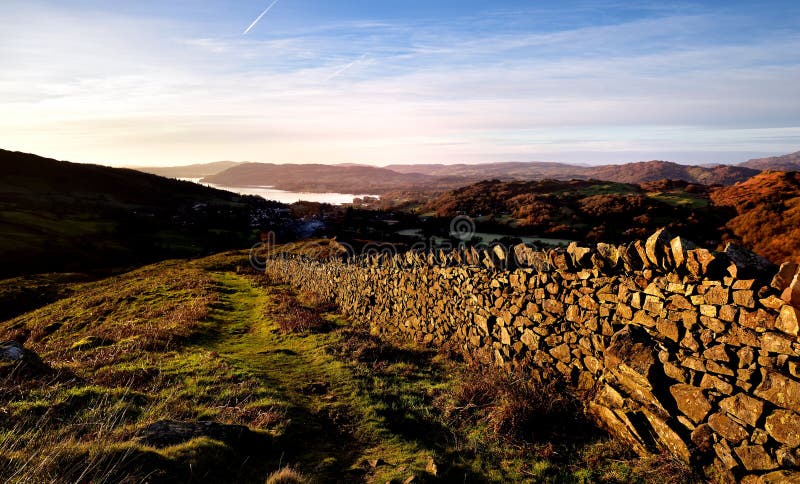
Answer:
[131,161,243,179]
[203,162,472,194]
[740,151,800,171]
[583,160,758,186]
[204,160,759,195]
[421,178,728,246]
[0,150,285,277]
[0,249,683,483]
[710,171,800,264]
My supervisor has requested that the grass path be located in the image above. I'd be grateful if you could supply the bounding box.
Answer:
[203,271,450,483]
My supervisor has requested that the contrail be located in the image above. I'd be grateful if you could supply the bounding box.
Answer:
[327,55,367,81]
[243,0,281,35]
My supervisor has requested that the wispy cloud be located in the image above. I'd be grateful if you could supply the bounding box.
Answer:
[0,0,798,166]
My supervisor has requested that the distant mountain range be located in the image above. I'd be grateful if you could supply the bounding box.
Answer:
[132,153,800,194]
[739,151,800,171]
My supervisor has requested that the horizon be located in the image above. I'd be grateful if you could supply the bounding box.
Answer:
[1,0,799,167]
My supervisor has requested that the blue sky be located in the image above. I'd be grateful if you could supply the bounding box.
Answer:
[0,0,799,166]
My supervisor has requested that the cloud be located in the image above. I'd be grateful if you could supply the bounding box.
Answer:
[0,1,798,166]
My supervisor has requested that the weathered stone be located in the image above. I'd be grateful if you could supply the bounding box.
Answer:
[670,384,712,423]
[645,229,672,268]
[690,423,714,454]
[705,286,730,306]
[714,439,739,470]
[782,274,800,306]
[754,370,800,413]
[566,242,593,268]
[735,444,779,471]
[773,262,799,292]
[719,393,764,427]
[670,236,696,269]
[777,305,800,337]
[757,470,800,484]
[734,290,757,308]
[762,332,795,355]
[726,243,775,279]
[709,412,749,443]
[704,344,730,362]
[549,343,571,363]
[765,410,800,448]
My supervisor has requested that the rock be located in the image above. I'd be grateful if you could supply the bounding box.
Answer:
[0,341,50,376]
[735,444,778,471]
[757,470,800,484]
[605,326,658,380]
[782,274,800,306]
[765,410,800,447]
[670,384,712,423]
[136,420,266,450]
[686,248,724,279]
[705,286,730,306]
[719,394,764,427]
[772,262,799,292]
[670,236,696,269]
[777,305,800,336]
[754,370,800,413]
[708,412,749,443]
[645,229,672,268]
[690,423,714,454]
[566,242,593,268]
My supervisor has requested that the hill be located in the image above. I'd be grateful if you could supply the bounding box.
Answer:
[204,160,758,196]
[710,171,800,264]
[0,149,285,277]
[421,178,728,246]
[584,160,758,186]
[203,162,472,194]
[131,161,242,179]
[740,151,800,171]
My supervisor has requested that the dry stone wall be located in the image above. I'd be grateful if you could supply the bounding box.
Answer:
[265,230,800,482]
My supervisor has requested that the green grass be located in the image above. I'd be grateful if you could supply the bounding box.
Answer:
[646,191,709,209]
[0,250,695,483]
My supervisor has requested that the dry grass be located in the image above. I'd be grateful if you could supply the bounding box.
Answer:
[269,293,331,334]
[265,466,309,484]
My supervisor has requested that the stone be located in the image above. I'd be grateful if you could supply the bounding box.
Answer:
[708,412,749,443]
[549,343,571,363]
[772,262,799,292]
[670,236,696,268]
[670,384,712,423]
[690,423,714,454]
[705,286,730,305]
[777,305,800,337]
[645,229,672,268]
[704,344,730,362]
[765,410,800,447]
[762,332,795,355]
[754,369,800,413]
[782,274,800,306]
[719,394,764,427]
[0,341,50,376]
[735,444,778,471]
[734,290,757,308]
[714,439,739,470]
[567,242,593,268]
[758,470,800,484]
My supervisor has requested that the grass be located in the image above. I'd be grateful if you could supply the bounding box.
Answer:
[0,249,698,482]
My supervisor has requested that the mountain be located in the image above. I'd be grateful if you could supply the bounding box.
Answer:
[740,151,800,171]
[584,160,758,186]
[203,162,472,194]
[0,149,284,277]
[710,171,800,264]
[131,160,242,178]
[204,160,758,196]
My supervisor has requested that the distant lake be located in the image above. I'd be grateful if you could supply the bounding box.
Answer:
[179,178,377,205]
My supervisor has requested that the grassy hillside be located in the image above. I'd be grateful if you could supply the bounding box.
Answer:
[0,250,693,483]
[711,171,800,264]
[0,149,286,277]
[421,179,728,246]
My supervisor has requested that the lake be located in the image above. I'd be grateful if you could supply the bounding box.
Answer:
[179,178,377,205]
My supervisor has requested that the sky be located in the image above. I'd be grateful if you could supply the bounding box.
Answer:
[1,0,799,167]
